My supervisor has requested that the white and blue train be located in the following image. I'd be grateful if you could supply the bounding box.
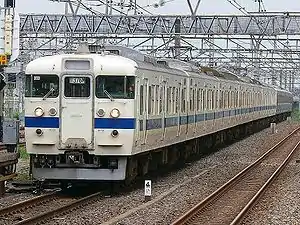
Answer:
[24,45,293,184]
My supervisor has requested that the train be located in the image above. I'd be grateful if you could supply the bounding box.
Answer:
[24,45,293,186]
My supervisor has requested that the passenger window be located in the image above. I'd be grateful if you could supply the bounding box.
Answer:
[64,76,90,97]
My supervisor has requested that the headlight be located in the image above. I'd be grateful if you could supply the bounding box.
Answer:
[110,108,120,118]
[97,108,105,117]
[49,107,57,116]
[34,107,44,117]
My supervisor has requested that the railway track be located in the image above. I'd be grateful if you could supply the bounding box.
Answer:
[0,189,103,225]
[171,126,300,225]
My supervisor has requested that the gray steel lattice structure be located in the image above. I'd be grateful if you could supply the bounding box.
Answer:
[18,13,300,90]
[19,14,300,36]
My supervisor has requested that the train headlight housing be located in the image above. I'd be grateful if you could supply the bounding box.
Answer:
[36,129,43,136]
[110,108,120,118]
[97,108,105,117]
[49,107,57,116]
[111,130,119,137]
[34,107,44,117]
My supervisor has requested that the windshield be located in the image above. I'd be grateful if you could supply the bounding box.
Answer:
[95,76,135,99]
[25,75,59,98]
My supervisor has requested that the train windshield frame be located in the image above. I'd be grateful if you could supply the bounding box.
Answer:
[95,75,135,99]
[25,74,59,98]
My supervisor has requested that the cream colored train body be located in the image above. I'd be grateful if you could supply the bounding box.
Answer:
[24,46,293,182]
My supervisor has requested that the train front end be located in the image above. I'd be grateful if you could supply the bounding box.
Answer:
[25,53,137,183]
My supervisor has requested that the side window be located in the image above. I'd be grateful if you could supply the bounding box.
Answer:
[95,76,135,99]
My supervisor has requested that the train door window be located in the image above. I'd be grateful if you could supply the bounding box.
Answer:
[155,85,159,115]
[151,85,155,115]
[215,90,218,110]
[212,90,215,110]
[64,77,90,98]
[224,91,227,108]
[175,88,179,113]
[25,75,59,98]
[203,89,207,110]
[148,86,152,115]
[159,86,163,113]
[166,87,170,113]
[172,87,177,114]
[196,89,200,111]
[210,90,213,110]
[219,90,223,109]
[207,90,210,110]
[189,88,193,111]
[182,88,186,113]
[199,89,203,111]
[140,85,144,115]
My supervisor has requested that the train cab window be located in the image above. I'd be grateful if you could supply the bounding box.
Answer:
[95,76,135,99]
[64,77,90,97]
[25,75,59,98]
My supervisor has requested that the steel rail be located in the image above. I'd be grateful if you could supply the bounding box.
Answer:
[230,139,300,225]
[0,190,60,216]
[14,191,103,225]
[171,126,300,225]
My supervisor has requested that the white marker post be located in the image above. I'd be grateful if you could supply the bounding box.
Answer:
[144,180,151,202]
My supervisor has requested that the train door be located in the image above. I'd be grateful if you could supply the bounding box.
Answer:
[135,78,140,146]
[60,75,94,149]
[142,78,149,144]
[159,79,166,140]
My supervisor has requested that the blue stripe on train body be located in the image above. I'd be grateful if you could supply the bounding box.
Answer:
[25,117,136,129]
[94,118,135,129]
[25,117,60,128]
[24,104,281,130]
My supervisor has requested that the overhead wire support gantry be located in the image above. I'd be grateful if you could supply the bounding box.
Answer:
[16,0,300,91]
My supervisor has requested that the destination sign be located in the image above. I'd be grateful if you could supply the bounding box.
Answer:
[69,77,86,84]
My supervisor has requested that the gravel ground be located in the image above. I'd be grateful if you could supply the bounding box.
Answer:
[0,155,34,209]
[43,120,300,225]
[242,130,300,225]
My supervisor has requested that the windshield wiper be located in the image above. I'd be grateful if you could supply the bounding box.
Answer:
[104,89,114,101]
[43,88,55,100]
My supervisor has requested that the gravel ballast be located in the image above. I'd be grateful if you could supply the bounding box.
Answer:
[42,121,300,225]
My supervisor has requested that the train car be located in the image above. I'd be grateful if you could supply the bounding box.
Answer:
[24,45,293,185]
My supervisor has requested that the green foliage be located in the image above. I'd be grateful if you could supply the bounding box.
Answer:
[18,145,29,159]
[13,112,20,120]
[291,109,300,121]
[14,171,31,181]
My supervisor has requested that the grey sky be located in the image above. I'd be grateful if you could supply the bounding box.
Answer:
[12,0,300,15]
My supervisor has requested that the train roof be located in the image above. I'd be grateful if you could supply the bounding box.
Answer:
[91,45,271,85]
[25,53,138,76]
